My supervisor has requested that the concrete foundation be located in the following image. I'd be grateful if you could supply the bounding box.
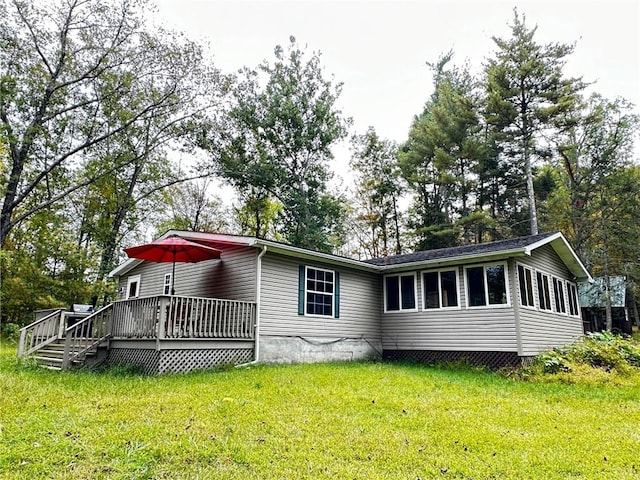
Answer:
[258,335,382,364]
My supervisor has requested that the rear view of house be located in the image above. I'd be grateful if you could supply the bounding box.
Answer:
[19,231,592,372]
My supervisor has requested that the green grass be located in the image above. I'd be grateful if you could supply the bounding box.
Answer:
[1,341,639,479]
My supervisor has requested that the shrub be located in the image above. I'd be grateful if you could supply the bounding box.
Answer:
[520,332,640,382]
[0,322,21,343]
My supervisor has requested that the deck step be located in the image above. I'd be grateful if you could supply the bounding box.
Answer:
[29,340,102,370]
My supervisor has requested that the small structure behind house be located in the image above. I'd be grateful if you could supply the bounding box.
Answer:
[579,276,636,335]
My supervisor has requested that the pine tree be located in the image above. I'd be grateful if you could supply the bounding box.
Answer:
[484,9,585,235]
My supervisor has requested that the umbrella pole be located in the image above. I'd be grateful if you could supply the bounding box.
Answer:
[171,257,176,296]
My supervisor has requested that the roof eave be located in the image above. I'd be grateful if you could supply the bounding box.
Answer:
[253,239,379,272]
[377,247,529,273]
[544,233,593,283]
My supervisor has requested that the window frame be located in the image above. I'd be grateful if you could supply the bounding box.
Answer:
[163,273,172,295]
[464,262,510,308]
[126,274,141,299]
[304,266,335,318]
[517,263,536,309]
[384,272,418,313]
[567,281,581,317]
[421,268,460,310]
[536,271,553,312]
[552,277,567,315]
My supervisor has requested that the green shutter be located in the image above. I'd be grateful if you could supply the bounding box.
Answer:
[298,265,305,315]
[334,271,340,318]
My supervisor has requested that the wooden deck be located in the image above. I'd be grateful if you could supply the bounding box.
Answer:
[18,295,257,371]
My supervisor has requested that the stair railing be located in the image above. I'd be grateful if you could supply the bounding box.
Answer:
[62,304,113,369]
[18,309,64,358]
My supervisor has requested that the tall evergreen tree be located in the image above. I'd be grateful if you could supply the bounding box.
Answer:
[399,52,484,249]
[548,94,639,260]
[484,9,585,235]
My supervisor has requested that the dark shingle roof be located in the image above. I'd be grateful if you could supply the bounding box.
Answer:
[363,232,557,267]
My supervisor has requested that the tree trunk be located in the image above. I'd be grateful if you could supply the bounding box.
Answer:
[392,196,402,255]
[523,134,539,235]
[602,222,613,332]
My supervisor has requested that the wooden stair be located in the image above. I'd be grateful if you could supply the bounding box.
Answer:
[32,339,108,371]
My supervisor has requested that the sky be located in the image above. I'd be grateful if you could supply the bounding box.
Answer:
[153,0,640,184]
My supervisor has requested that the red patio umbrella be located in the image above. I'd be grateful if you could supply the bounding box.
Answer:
[124,235,221,295]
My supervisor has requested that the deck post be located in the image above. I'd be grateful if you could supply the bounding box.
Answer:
[62,332,72,370]
[17,329,26,357]
[157,296,169,347]
[57,312,66,339]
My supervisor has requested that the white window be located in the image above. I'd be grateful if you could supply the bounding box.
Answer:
[384,273,417,312]
[163,273,172,295]
[517,264,535,308]
[567,282,580,317]
[422,269,459,309]
[126,275,141,299]
[305,267,334,316]
[465,263,509,307]
[536,271,553,311]
[553,277,567,314]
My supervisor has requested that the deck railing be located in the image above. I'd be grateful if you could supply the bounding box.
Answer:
[112,297,159,338]
[18,309,63,357]
[62,304,113,369]
[111,295,256,340]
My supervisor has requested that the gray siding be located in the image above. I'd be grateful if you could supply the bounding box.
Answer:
[117,246,257,302]
[259,252,381,340]
[381,265,518,352]
[515,244,583,355]
[208,246,257,302]
[113,238,584,362]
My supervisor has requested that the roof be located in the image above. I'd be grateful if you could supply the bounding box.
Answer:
[109,230,376,277]
[365,232,592,282]
[364,233,557,266]
[109,230,592,282]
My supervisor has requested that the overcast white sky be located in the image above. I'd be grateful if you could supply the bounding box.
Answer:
[153,0,640,183]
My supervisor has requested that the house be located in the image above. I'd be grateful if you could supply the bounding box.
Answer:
[18,231,592,372]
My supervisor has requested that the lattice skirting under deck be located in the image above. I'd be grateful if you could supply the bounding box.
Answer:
[108,348,253,374]
[157,348,253,374]
[383,350,527,369]
[108,348,160,374]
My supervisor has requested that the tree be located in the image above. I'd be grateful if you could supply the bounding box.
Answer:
[0,0,218,248]
[399,52,485,249]
[232,188,282,240]
[548,94,639,259]
[349,127,404,257]
[209,37,350,252]
[153,179,231,235]
[544,94,640,331]
[484,9,585,235]
[0,206,104,324]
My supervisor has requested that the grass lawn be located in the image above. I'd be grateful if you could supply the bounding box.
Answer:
[1,341,639,479]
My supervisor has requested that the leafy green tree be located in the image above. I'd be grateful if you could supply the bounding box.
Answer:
[210,37,350,252]
[349,127,404,257]
[0,0,224,320]
[232,188,282,240]
[0,207,106,324]
[153,179,231,235]
[547,94,639,259]
[484,9,585,235]
[0,0,218,248]
[544,94,639,330]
